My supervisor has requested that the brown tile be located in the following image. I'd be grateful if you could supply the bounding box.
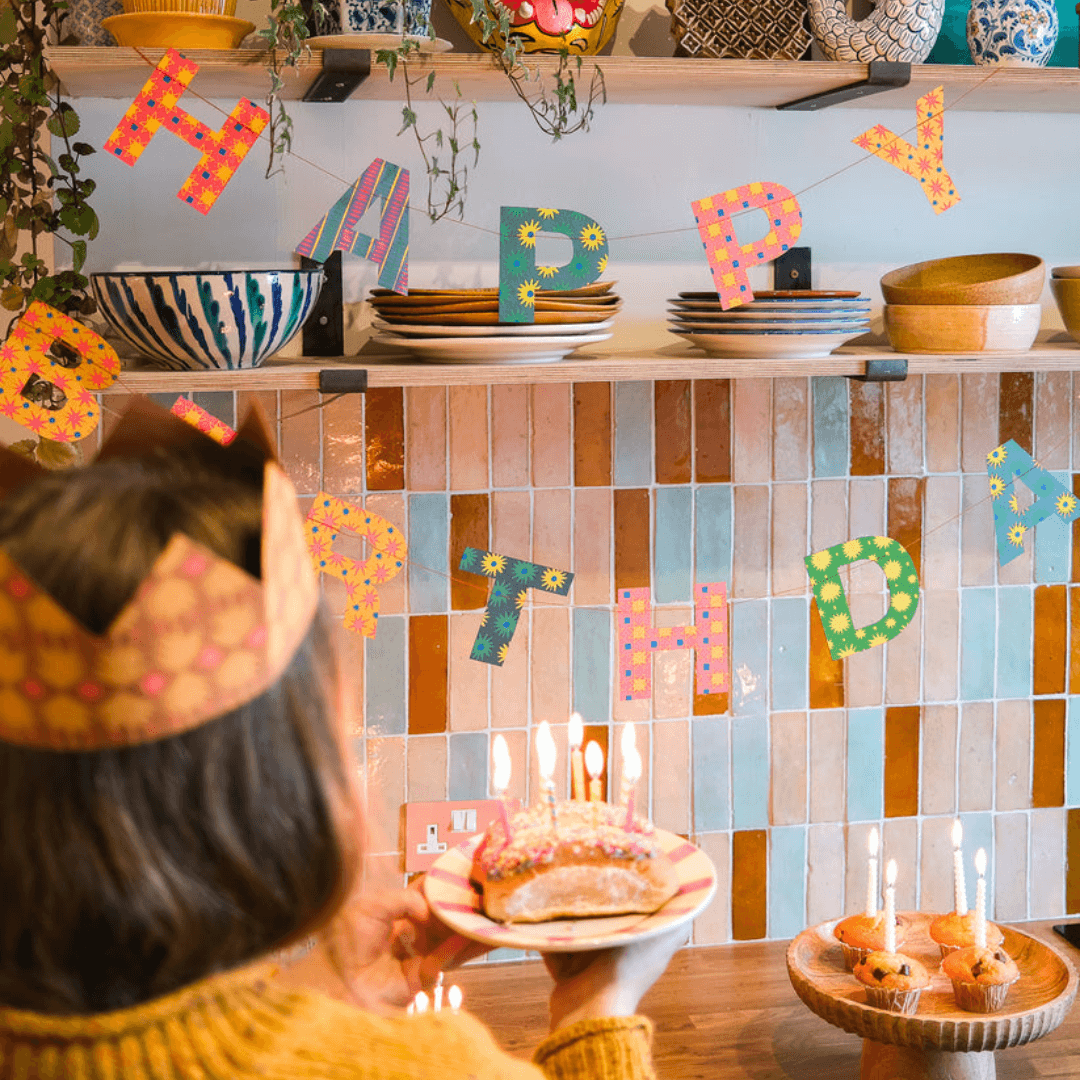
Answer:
[693,687,729,716]
[694,379,731,483]
[961,373,998,473]
[924,374,959,474]
[772,377,808,481]
[887,476,925,578]
[732,380,772,484]
[449,386,489,490]
[408,615,447,734]
[809,599,844,710]
[731,830,767,940]
[1072,587,1080,695]
[1034,585,1068,696]
[921,705,957,816]
[614,488,650,591]
[491,384,530,488]
[573,382,612,486]
[654,380,692,485]
[886,377,923,476]
[532,384,571,488]
[365,387,405,491]
[1033,698,1066,809]
[450,494,490,611]
[849,381,885,476]
[1068,809,1080,914]
[1035,372,1071,470]
[884,706,919,818]
[405,387,446,491]
[280,390,321,494]
[322,394,365,493]
[999,371,1034,453]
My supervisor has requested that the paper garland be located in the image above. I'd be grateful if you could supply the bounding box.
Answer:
[0,302,119,442]
[170,398,237,445]
[104,49,269,215]
[458,547,574,665]
[987,440,1080,565]
[853,86,960,215]
[498,206,608,323]
[296,159,410,293]
[690,182,803,310]
[305,494,406,636]
[804,536,920,660]
[617,583,729,701]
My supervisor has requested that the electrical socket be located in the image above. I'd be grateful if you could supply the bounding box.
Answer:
[403,799,516,872]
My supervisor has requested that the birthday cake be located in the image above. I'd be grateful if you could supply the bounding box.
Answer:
[475,801,679,923]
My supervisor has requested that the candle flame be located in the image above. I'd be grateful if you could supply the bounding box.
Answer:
[413,991,429,1014]
[447,985,463,1011]
[624,744,642,784]
[952,818,963,849]
[975,848,987,876]
[536,721,557,780]
[868,826,879,858]
[585,740,604,779]
[568,712,584,749]
[621,721,636,757]
[492,734,511,793]
[885,858,897,887]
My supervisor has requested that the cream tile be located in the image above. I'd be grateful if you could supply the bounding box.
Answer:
[533,488,572,602]
[364,736,405,855]
[809,710,846,823]
[961,373,999,473]
[919,816,956,914]
[491,384,530,488]
[961,475,996,588]
[1035,372,1071,471]
[924,374,959,474]
[449,386,489,490]
[1030,808,1065,919]
[810,479,848,554]
[613,696,652,723]
[886,376,923,476]
[884,603,921,706]
[772,377,808,482]
[491,617,529,728]
[652,720,690,835]
[406,735,447,801]
[405,387,446,491]
[807,823,845,924]
[363,494,407,615]
[996,699,1031,812]
[501,728,528,805]
[653,607,693,720]
[921,592,958,703]
[845,592,886,709]
[531,384,571,488]
[491,490,530,557]
[531,606,570,724]
[996,527,1033,586]
[994,812,1028,922]
[732,379,772,484]
[449,613,488,732]
[732,485,769,598]
[692,832,731,944]
[921,705,957,817]
[923,475,960,592]
[848,478,886,594]
[770,712,807,826]
[845,823,880,917]
[959,702,994,813]
[572,487,612,607]
[771,483,808,596]
[882,817,918,910]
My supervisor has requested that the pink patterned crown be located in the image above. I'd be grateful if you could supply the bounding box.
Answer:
[0,398,319,751]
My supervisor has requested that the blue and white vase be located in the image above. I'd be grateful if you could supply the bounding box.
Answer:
[967,0,1058,65]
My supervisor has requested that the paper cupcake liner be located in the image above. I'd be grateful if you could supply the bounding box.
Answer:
[864,985,923,1016]
[949,977,1017,1014]
[938,942,962,959]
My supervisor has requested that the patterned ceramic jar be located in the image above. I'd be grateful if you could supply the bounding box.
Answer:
[341,0,430,34]
[444,0,624,53]
[967,0,1058,65]
[809,0,945,63]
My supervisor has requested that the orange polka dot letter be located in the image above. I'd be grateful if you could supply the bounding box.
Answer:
[853,87,960,215]
[170,397,237,445]
[690,182,802,310]
[0,301,119,442]
[617,583,728,701]
[305,494,405,637]
[103,49,270,215]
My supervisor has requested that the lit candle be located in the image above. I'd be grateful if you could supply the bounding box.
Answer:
[952,818,968,916]
[623,746,642,831]
[618,722,637,806]
[883,859,898,955]
[569,712,586,801]
[536,720,558,832]
[433,972,444,1012]
[974,848,988,949]
[413,990,429,1014]
[447,985,463,1013]
[585,740,604,802]
[864,826,879,919]
[491,734,513,842]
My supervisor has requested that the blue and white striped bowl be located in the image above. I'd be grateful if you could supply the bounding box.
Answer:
[91,269,324,370]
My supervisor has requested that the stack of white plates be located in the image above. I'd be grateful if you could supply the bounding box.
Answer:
[668,290,871,359]
[370,283,620,365]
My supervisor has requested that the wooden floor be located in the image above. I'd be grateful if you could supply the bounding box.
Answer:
[454,921,1080,1079]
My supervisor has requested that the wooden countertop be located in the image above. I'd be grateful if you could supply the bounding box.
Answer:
[453,921,1080,1079]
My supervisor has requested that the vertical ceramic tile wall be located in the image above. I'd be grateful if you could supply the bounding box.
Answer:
[180,369,1078,944]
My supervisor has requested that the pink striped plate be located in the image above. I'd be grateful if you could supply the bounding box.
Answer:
[423,828,717,952]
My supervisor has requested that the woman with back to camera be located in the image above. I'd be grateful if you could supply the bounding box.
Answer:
[0,398,682,1080]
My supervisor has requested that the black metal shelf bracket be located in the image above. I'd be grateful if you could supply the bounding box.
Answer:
[776,61,911,112]
[302,48,371,103]
[774,247,811,290]
[849,357,909,382]
[301,250,344,357]
[318,368,368,394]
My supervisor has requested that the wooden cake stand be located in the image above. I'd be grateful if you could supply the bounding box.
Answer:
[787,914,1078,1080]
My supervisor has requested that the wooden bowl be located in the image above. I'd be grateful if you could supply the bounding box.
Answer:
[880,254,1045,306]
[1051,266,1080,279]
[1049,277,1080,343]
[884,304,1041,354]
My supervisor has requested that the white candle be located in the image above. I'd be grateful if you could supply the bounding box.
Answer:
[952,818,968,916]
[413,990,429,1014]
[447,985,463,1013]
[865,826,879,919]
[491,734,513,842]
[569,712,586,801]
[618,722,637,807]
[433,972,444,1012]
[536,720,558,832]
[585,739,604,802]
[974,848,987,949]
[883,859,897,955]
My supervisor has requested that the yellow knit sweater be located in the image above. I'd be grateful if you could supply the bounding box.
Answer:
[0,962,655,1080]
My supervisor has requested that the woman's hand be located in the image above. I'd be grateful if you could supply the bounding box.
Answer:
[542,926,687,1032]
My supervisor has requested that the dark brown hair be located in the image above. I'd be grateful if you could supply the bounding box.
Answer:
[0,443,349,1015]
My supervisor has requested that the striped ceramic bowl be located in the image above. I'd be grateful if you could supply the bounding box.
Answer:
[91,270,324,370]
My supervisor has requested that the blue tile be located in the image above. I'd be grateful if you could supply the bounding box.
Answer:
[769,825,807,939]
[193,391,236,427]
[695,484,732,586]
[771,596,809,712]
[1067,697,1080,807]
[962,811,995,916]
[847,708,884,822]
[1035,471,1073,583]
[486,947,529,962]
[731,600,768,716]
[613,382,652,487]
[449,732,489,800]
[365,615,406,735]
[996,586,1032,700]
[408,493,448,614]
[692,717,730,832]
[960,588,996,701]
[812,376,849,478]
[573,607,610,725]
[654,486,693,604]
[731,715,768,829]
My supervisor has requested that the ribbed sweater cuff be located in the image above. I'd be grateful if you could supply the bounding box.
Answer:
[533,1016,655,1080]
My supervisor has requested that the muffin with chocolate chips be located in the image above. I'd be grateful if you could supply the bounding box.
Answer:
[853,950,931,1015]
[834,912,906,971]
[941,945,1020,1013]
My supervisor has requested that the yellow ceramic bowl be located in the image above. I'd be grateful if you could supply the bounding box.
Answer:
[1050,277,1080,343]
[883,303,1042,354]
[101,11,253,47]
[880,253,1045,306]
[122,0,237,14]
[444,0,624,54]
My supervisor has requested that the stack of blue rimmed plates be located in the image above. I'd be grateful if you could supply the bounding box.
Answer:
[668,290,872,359]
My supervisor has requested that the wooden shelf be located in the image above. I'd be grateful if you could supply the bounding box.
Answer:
[103,341,1080,392]
[45,49,1080,111]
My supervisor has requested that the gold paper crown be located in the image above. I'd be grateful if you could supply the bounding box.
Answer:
[0,397,319,751]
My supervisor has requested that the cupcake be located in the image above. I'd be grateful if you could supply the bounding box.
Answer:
[853,950,931,1015]
[929,911,1005,958]
[941,945,1020,1013]
[834,912,906,971]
